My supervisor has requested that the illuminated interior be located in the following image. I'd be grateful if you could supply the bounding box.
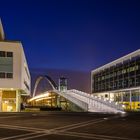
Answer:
[95,89,140,111]
[29,92,58,107]
[0,89,21,112]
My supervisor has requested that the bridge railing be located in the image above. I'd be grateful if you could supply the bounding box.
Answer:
[69,89,124,111]
[56,90,88,111]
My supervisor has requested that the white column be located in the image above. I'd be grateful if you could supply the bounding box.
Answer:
[0,97,1,112]
[0,91,2,112]
[57,95,61,107]
[16,90,21,112]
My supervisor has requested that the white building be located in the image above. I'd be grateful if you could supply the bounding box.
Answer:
[0,19,31,112]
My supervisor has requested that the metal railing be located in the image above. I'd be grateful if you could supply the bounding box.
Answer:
[54,89,124,113]
[56,90,88,111]
[69,89,124,113]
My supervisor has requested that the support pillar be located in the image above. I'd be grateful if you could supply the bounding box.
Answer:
[121,92,123,102]
[139,89,140,102]
[57,95,61,108]
[109,92,110,101]
[16,90,21,112]
[0,91,2,112]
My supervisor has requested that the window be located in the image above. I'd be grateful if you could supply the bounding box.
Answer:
[0,51,13,79]
[0,51,13,57]
[0,72,13,79]
[6,73,13,78]
[0,51,6,57]
[0,72,5,78]
[7,52,13,57]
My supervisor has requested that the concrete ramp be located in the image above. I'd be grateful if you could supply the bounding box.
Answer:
[54,89,125,113]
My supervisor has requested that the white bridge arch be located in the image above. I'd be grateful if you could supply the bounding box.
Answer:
[32,75,57,97]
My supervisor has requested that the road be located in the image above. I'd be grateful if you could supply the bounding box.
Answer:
[0,112,139,140]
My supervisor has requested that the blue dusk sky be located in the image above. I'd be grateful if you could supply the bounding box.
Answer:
[0,0,140,72]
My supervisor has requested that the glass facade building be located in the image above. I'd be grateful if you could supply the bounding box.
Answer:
[92,56,140,93]
[91,49,140,111]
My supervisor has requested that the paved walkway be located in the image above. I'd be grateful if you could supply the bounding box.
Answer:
[0,112,139,140]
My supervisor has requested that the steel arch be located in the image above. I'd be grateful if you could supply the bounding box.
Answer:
[32,75,57,97]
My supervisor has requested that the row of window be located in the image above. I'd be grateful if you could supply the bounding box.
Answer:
[0,51,13,57]
[93,76,140,92]
[95,65,139,82]
[95,82,138,90]
[95,74,140,83]
[96,56,140,74]
[0,72,13,78]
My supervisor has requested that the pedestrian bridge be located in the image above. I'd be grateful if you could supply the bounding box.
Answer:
[30,89,124,113]
[55,89,125,113]
[29,75,125,113]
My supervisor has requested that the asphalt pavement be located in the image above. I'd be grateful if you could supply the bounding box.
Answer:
[0,112,139,140]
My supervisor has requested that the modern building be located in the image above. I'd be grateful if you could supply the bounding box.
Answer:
[0,19,31,112]
[91,49,140,111]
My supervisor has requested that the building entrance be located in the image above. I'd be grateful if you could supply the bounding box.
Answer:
[1,90,16,112]
[2,98,16,112]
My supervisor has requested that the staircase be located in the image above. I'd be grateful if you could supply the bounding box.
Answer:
[54,89,125,113]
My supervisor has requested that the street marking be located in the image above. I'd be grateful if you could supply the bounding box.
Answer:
[0,118,107,140]
[0,115,136,140]
[0,116,19,119]
[52,118,104,130]
[56,132,111,140]
[16,118,111,140]
[18,133,51,140]
[60,119,106,131]
[61,132,139,140]
[0,132,41,140]
[0,124,46,132]
[0,118,105,132]
[18,131,138,140]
